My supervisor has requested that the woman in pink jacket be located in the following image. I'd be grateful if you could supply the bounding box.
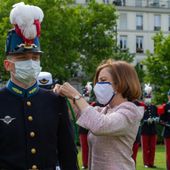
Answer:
[54,59,144,170]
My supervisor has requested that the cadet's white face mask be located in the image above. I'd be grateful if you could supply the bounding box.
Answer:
[144,98,151,104]
[11,59,42,85]
[93,82,116,106]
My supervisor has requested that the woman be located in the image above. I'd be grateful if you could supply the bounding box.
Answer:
[54,59,144,170]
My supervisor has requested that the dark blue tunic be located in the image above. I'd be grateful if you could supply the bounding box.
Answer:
[141,104,158,135]
[0,80,79,170]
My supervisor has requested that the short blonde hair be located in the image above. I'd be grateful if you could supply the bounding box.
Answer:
[94,59,141,101]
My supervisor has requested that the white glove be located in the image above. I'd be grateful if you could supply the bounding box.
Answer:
[147,117,153,124]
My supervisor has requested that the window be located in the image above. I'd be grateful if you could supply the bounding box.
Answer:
[103,0,109,4]
[135,0,142,7]
[136,36,143,53]
[119,35,127,50]
[113,0,126,6]
[152,0,159,7]
[136,15,143,30]
[119,13,127,30]
[154,15,161,31]
[168,1,170,8]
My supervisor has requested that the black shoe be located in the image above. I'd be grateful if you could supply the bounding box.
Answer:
[149,165,157,168]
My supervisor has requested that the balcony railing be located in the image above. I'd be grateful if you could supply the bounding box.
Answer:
[112,0,170,9]
[76,0,170,9]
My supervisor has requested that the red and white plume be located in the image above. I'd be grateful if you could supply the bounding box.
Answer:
[144,83,152,96]
[10,2,44,44]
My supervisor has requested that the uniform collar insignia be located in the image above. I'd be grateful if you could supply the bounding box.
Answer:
[0,116,16,125]
[6,80,39,98]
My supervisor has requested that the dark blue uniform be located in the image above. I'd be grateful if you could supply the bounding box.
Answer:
[141,104,158,168]
[0,80,79,170]
[141,104,158,135]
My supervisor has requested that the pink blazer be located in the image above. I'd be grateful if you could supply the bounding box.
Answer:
[77,102,144,170]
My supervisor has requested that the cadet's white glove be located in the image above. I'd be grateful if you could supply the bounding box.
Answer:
[147,117,153,124]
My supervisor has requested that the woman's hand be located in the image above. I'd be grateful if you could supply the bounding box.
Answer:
[53,84,64,96]
[53,82,89,112]
[53,82,81,99]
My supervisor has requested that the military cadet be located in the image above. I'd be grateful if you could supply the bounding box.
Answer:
[158,90,170,170]
[141,84,158,168]
[0,2,79,170]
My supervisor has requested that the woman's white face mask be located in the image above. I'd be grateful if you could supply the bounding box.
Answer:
[10,59,42,85]
[93,82,116,106]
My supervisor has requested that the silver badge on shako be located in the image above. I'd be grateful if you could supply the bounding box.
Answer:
[0,116,16,125]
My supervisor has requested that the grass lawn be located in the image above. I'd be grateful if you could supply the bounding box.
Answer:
[78,144,166,170]
[136,145,166,170]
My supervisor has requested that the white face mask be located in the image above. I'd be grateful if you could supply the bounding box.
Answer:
[12,60,42,85]
[144,98,151,104]
[94,82,115,106]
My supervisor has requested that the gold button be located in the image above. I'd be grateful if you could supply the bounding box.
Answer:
[30,132,35,138]
[28,116,33,121]
[31,148,36,154]
[32,165,38,169]
[27,101,31,106]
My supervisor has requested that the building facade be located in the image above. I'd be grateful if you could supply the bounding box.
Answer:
[75,0,170,64]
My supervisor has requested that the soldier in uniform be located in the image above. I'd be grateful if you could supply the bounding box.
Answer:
[0,2,79,170]
[141,84,158,168]
[158,90,170,170]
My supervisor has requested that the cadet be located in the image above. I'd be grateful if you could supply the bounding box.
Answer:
[0,2,79,170]
[141,84,158,168]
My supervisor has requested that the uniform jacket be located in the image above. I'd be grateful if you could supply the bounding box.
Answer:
[77,102,144,170]
[160,102,170,138]
[0,81,79,170]
[141,104,158,135]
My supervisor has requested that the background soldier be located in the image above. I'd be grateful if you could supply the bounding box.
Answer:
[140,84,158,168]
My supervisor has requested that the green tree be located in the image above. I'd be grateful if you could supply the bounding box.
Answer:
[0,0,134,82]
[143,32,170,104]
[0,0,80,81]
[76,1,134,80]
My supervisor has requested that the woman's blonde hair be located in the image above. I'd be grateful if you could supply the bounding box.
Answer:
[94,59,141,101]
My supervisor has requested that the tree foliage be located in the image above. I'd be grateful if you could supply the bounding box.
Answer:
[0,0,134,82]
[143,32,170,104]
